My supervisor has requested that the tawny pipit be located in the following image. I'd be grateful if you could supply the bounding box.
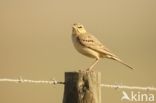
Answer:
[72,23,134,71]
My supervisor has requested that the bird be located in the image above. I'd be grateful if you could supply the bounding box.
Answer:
[72,23,134,71]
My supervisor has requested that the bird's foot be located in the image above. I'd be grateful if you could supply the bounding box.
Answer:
[78,69,85,72]
[78,67,94,73]
[85,67,94,72]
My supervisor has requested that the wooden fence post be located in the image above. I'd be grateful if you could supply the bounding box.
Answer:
[63,71,101,103]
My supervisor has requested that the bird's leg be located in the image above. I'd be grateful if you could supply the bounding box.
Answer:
[87,58,100,71]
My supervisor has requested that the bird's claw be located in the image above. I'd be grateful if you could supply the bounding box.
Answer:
[86,68,94,72]
[78,68,94,72]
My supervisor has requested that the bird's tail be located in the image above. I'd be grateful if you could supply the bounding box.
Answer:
[111,56,134,70]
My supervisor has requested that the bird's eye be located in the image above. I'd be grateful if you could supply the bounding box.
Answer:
[78,26,82,28]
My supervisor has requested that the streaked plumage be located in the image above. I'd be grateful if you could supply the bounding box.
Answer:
[72,23,134,71]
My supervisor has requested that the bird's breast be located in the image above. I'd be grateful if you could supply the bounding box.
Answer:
[72,35,100,59]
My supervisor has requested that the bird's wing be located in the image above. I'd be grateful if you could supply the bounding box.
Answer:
[77,33,133,69]
[77,33,134,70]
[78,33,115,56]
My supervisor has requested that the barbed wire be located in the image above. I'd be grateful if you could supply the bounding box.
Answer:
[0,77,64,85]
[101,84,156,91]
[0,78,156,91]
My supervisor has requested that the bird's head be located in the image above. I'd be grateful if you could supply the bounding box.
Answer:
[72,23,87,34]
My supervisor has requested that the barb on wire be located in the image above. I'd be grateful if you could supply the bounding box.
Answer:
[0,78,156,91]
[101,84,156,91]
[0,77,64,85]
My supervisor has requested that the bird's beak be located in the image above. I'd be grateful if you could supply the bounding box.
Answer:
[72,25,76,30]
[72,26,76,33]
